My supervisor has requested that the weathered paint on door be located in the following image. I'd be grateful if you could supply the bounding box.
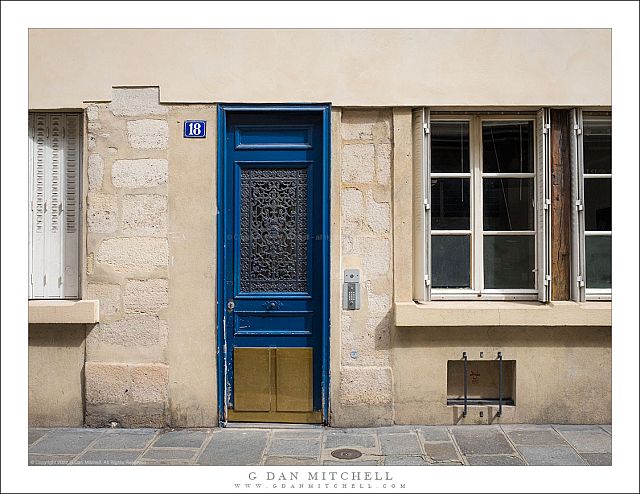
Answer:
[217,105,330,424]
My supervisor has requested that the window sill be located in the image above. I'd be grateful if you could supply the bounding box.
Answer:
[28,300,100,324]
[394,300,611,327]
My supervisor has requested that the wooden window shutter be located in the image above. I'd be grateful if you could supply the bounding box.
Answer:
[536,108,552,302]
[28,112,81,299]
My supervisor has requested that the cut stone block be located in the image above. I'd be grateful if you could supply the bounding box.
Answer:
[127,120,168,149]
[97,237,169,273]
[108,87,167,117]
[112,159,168,188]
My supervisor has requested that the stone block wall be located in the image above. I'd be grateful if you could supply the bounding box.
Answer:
[335,109,394,425]
[84,88,171,427]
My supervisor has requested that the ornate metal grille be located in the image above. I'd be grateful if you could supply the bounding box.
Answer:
[240,168,309,292]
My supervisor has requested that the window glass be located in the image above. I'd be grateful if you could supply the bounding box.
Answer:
[431,178,470,230]
[584,178,612,231]
[483,178,534,231]
[583,121,611,174]
[483,235,535,289]
[431,121,470,173]
[585,236,612,289]
[482,122,534,173]
[432,235,471,288]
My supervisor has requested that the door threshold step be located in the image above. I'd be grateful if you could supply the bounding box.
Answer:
[225,422,324,429]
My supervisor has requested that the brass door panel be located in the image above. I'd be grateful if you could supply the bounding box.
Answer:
[229,347,319,423]
[276,348,313,412]
[233,348,271,412]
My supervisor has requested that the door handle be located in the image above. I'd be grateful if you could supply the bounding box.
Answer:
[263,300,282,311]
[227,299,235,312]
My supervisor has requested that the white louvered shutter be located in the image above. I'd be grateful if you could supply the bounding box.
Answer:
[45,114,64,297]
[30,113,48,298]
[536,108,551,302]
[28,113,34,298]
[412,108,426,302]
[28,112,81,299]
[570,109,586,302]
[63,114,80,298]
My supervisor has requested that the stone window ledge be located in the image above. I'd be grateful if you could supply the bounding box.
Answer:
[28,300,100,324]
[394,301,611,327]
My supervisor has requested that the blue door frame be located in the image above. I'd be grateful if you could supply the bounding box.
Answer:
[216,104,331,425]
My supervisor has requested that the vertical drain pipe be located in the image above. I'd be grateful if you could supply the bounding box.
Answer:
[497,352,503,417]
[463,352,468,418]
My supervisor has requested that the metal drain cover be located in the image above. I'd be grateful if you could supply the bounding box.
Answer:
[331,448,362,460]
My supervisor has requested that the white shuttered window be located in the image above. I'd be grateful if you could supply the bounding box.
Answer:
[28,112,81,299]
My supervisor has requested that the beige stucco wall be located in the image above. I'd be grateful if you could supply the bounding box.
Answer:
[392,326,611,424]
[28,29,611,109]
[28,324,86,427]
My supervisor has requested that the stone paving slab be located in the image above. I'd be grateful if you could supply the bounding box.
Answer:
[197,430,268,466]
[517,445,587,466]
[323,432,377,450]
[581,453,612,466]
[423,442,460,462]
[152,430,209,448]
[29,454,76,466]
[272,429,323,439]
[379,433,422,455]
[263,456,320,465]
[465,455,525,466]
[500,424,556,432]
[555,429,611,453]
[600,425,611,435]
[417,426,450,442]
[28,429,50,445]
[74,450,141,466]
[323,459,380,465]
[267,437,321,457]
[383,455,430,466]
[505,429,568,446]
[553,425,605,432]
[142,448,199,461]
[92,430,157,450]
[29,429,103,455]
[450,427,515,456]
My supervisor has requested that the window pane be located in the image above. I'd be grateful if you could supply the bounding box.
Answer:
[482,121,534,173]
[483,178,534,231]
[583,120,611,174]
[431,121,470,173]
[586,236,612,289]
[584,178,611,231]
[431,178,470,230]
[432,235,471,288]
[483,235,535,289]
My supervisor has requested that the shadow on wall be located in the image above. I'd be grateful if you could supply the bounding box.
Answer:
[393,326,611,349]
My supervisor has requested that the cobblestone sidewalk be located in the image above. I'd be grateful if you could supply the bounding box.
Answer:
[28,424,611,466]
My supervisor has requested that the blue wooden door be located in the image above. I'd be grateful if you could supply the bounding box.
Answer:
[218,106,330,423]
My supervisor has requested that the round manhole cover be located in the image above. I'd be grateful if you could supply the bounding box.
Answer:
[331,448,362,460]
